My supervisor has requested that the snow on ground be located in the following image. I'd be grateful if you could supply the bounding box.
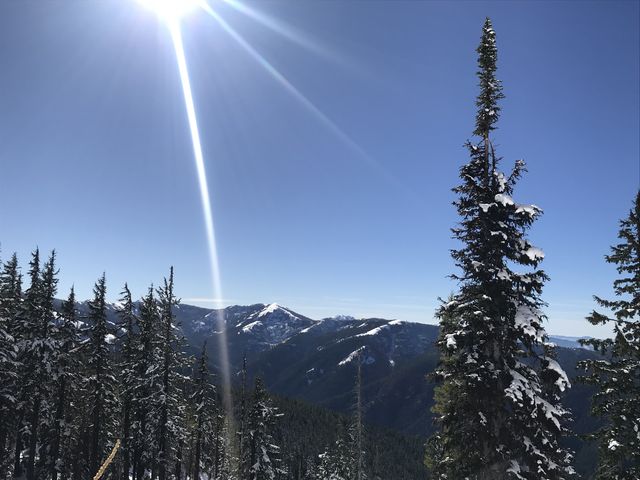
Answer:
[242,320,262,333]
[299,322,320,334]
[257,303,283,317]
[355,320,404,338]
[339,347,365,366]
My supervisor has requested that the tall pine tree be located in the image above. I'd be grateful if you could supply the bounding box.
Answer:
[426,18,574,480]
[247,378,285,480]
[156,267,189,480]
[579,191,640,479]
[190,342,220,480]
[48,286,81,480]
[86,274,119,476]
[0,254,21,477]
[131,285,161,480]
[116,284,138,480]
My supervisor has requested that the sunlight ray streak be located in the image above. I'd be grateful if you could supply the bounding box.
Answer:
[218,0,340,62]
[202,5,410,194]
[168,19,235,422]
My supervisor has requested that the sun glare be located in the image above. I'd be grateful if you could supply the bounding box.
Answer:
[136,0,201,20]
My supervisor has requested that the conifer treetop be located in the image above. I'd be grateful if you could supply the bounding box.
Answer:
[474,17,505,139]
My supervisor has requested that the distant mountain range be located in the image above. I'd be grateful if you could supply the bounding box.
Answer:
[67,300,602,476]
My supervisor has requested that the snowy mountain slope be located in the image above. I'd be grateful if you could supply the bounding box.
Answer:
[53,299,601,474]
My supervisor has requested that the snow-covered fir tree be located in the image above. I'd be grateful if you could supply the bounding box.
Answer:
[214,416,237,480]
[48,286,81,480]
[132,285,162,480]
[85,274,119,477]
[63,292,91,480]
[17,250,60,480]
[14,248,43,480]
[115,284,138,480]
[0,254,21,477]
[313,355,368,480]
[349,355,365,480]
[426,18,575,480]
[246,378,285,480]
[190,342,219,480]
[156,267,190,480]
[237,353,250,480]
[314,423,353,480]
[579,190,640,479]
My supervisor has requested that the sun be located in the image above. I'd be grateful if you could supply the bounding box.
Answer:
[136,0,202,21]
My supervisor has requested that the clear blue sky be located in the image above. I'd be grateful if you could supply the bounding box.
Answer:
[0,0,638,336]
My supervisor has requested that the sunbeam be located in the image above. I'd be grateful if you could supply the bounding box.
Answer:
[202,4,410,195]
[136,0,413,437]
[166,17,236,440]
[218,0,340,63]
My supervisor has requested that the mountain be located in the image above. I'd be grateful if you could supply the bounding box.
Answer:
[173,302,601,477]
[549,335,593,349]
[62,300,602,476]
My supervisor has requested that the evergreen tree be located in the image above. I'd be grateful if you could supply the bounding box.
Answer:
[315,424,353,480]
[37,252,64,480]
[214,416,237,480]
[426,18,574,480]
[85,274,119,476]
[191,342,219,480]
[14,248,42,479]
[237,353,249,480]
[314,357,368,480]
[0,254,21,477]
[579,191,640,479]
[17,250,59,480]
[247,378,285,480]
[116,284,137,480]
[349,355,365,480]
[156,267,190,480]
[48,287,81,480]
[131,285,161,480]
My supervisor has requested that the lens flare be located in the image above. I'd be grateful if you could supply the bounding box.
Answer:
[136,0,201,20]
[201,5,408,193]
[166,18,236,430]
[137,0,415,447]
[218,0,339,62]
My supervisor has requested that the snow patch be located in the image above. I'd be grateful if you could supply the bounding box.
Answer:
[339,347,365,366]
[494,193,514,206]
[514,304,545,342]
[523,246,545,262]
[242,320,262,333]
[515,204,541,217]
[445,334,457,349]
[479,203,494,212]
[355,320,403,338]
[545,357,571,391]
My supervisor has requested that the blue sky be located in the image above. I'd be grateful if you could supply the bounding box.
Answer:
[0,0,638,336]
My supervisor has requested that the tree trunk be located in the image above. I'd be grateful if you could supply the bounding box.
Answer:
[193,418,202,480]
[13,422,23,478]
[121,400,131,480]
[26,398,41,480]
[90,381,102,477]
[51,378,67,480]
[174,442,183,480]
